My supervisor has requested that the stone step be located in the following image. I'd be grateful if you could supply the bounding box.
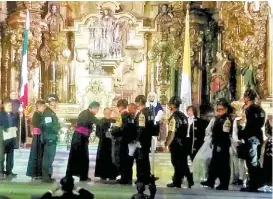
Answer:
[11,146,173,180]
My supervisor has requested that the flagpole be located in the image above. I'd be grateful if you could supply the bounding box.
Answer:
[18,8,30,149]
[180,3,191,112]
[18,104,24,150]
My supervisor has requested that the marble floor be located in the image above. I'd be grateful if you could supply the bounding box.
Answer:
[0,146,271,199]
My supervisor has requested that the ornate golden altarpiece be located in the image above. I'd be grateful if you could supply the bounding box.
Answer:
[0,1,272,144]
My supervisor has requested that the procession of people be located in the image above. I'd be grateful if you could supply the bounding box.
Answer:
[0,89,272,194]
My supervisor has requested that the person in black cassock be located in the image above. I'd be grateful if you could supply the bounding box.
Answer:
[0,99,19,179]
[165,96,193,188]
[95,107,118,181]
[201,98,232,190]
[134,95,158,185]
[186,105,208,161]
[39,176,94,199]
[26,100,47,180]
[66,101,110,182]
[240,89,265,192]
[111,99,134,184]
[41,94,60,183]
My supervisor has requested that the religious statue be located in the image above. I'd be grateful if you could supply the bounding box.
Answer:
[88,9,123,58]
[240,65,257,94]
[155,4,173,40]
[47,4,63,38]
[130,176,157,199]
[210,51,231,104]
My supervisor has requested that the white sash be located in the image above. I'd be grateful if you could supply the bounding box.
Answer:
[3,127,17,141]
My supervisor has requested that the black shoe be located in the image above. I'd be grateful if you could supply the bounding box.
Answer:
[167,183,181,188]
[6,172,17,178]
[187,173,194,188]
[216,185,228,190]
[42,178,55,183]
[80,177,91,182]
[200,181,214,188]
[232,179,244,186]
[32,176,42,180]
[116,179,132,185]
[109,178,116,181]
[236,179,244,186]
[240,186,258,192]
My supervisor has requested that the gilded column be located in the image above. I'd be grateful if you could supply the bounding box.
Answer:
[267,8,273,97]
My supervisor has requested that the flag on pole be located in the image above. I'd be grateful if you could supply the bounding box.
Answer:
[19,9,30,108]
[180,7,191,112]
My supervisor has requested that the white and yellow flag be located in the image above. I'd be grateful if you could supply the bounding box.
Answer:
[180,7,192,111]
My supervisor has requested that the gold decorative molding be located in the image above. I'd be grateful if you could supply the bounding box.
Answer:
[220,1,269,97]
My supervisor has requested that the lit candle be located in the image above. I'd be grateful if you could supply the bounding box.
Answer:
[52,61,56,81]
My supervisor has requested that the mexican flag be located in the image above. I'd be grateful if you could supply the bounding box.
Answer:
[180,7,192,111]
[19,9,30,108]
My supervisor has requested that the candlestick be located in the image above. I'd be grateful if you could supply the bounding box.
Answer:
[120,66,123,82]
[156,61,159,83]
[69,83,76,103]
[39,65,42,83]
[52,61,56,82]
[71,63,75,84]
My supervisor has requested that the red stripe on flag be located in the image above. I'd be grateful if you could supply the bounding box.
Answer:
[20,84,28,108]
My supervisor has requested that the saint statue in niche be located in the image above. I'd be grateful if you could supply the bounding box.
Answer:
[47,4,63,38]
[210,51,231,103]
[156,4,173,40]
[240,65,258,96]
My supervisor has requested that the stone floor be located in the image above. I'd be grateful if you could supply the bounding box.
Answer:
[0,146,271,199]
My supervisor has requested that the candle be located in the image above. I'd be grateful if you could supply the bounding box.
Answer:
[244,1,248,12]
[39,65,41,83]
[71,63,75,84]
[254,0,260,12]
[120,65,123,82]
[156,61,159,82]
[52,61,56,81]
